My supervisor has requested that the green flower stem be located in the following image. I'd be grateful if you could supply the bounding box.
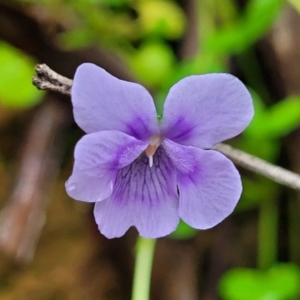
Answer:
[131,237,156,300]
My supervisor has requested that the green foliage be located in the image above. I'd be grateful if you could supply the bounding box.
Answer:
[234,91,300,167]
[246,96,300,139]
[130,41,176,87]
[219,264,300,300]
[136,0,186,39]
[169,220,198,239]
[58,28,95,50]
[0,41,42,108]
[286,0,300,13]
[98,0,129,6]
[205,0,283,55]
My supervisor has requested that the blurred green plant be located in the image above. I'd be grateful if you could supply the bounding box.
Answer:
[169,220,198,240]
[130,40,176,87]
[246,95,300,140]
[0,41,43,108]
[219,264,300,300]
[135,0,186,40]
[203,0,283,55]
[286,0,300,13]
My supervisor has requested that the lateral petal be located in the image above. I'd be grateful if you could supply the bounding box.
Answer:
[66,130,147,202]
[72,63,159,139]
[163,139,242,229]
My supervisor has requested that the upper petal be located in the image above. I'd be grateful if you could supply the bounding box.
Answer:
[72,63,159,139]
[94,147,179,238]
[163,139,242,229]
[66,130,148,202]
[160,74,254,148]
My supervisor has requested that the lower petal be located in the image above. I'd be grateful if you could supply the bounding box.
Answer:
[163,139,242,229]
[94,147,179,238]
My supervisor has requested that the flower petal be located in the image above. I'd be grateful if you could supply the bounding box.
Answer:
[94,147,179,238]
[160,74,254,148]
[72,63,159,139]
[66,130,147,202]
[163,139,242,229]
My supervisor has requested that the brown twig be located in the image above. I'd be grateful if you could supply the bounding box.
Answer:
[214,143,300,190]
[33,64,73,95]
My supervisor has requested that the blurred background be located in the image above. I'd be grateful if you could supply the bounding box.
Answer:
[0,0,300,299]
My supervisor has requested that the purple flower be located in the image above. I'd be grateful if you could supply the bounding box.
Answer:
[66,63,253,238]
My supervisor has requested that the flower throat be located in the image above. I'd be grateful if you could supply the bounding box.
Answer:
[145,135,162,167]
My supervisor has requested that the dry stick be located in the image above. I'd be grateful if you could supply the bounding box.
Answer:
[214,144,300,190]
[33,64,300,191]
[33,64,73,95]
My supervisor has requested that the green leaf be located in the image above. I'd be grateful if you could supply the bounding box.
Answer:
[243,90,267,138]
[237,175,278,211]
[262,96,300,138]
[58,28,94,50]
[0,41,43,108]
[99,0,128,6]
[137,0,186,39]
[205,0,283,55]
[219,264,300,300]
[130,41,176,87]
[246,96,300,139]
[169,220,198,239]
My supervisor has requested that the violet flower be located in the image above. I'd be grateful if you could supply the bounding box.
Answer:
[66,63,254,239]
